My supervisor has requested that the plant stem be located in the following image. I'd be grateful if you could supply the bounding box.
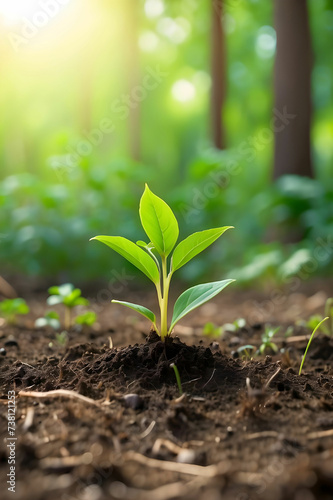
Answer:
[170,363,183,395]
[64,307,71,331]
[160,256,171,341]
[299,317,329,375]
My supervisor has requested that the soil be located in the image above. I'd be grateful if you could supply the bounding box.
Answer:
[1,279,333,500]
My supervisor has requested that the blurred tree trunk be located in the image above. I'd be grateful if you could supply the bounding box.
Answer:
[126,0,141,161]
[273,0,313,178]
[211,0,226,149]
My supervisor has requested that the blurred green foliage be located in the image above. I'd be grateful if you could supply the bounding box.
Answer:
[0,0,332,284]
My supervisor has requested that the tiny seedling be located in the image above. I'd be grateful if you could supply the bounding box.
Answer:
[47,283,89,330]
[170,363,183,395]
[75,311,97,326]
[35,311,61,330]
[236,344,256,360]
[90,184,235,341]
[258,326,280,355]
[203,322,223,337]
[0,298,30,325]
[49,330,68,348]
[299,317,329,375]
[222,317,246,333]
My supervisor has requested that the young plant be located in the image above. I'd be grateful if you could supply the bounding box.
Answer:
[35,311,61,330]
[222,317,246,333]
[0,298,30,325]
[90,184,235,341]
[236,344,256,360]
[47,283,89,330]
[170,363,183,395]
[299,317,329,375]
[75,311,97,326]
[258,326,280,355]
[203,322,223,338]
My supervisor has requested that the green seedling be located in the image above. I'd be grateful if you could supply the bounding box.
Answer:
[299,317,329,375]
[90,184,235,341]
[258,326,280,355]
[0,298,29,325]
[203,322,223,337]
[236,344,256,360]
[170,363,183,395]
[222,317,246,333]
[296,297,333,337]
[35,311,61,330]
[75,311,97,326]
[47,283,89,330]
[49,330,68,348]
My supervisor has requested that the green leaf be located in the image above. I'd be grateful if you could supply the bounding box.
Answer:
[90,235,159,284]
[48,283,74,297]
[75,311,97,326]
[136,240,149,248]
[171,227,233,273]
[139,184,179,256]
[170,279,235,332]
[112,300,156,325]
[47,295,64,306]
[63,289,89,308]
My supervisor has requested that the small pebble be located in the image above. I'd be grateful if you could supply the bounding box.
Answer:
[123,394,143,410]
[0,348,6,356]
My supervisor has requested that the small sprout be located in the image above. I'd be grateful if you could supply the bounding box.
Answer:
[35,311,61,330]
[47,283,89,330]
[55,331,68,346]
[299,317,329,375]
[305,314,330,336]
[222,318,246,333]
[284,326,294,338]
[203,322,223,337]
[170,363,183,396]
[237,344,256,360]
[258,326,280,355]
[90,184,235,341]
[75,311,97,326]
[0,298,29,325]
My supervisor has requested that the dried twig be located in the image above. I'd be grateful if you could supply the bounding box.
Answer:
[19,389,102,407]
[202,368,216,389]
[265,366,281,389]
[139,420,156,439]
[124,451,227,477]
[152,438,184,456]
[22,407,35,431]
[40,453,93,469]
[245,431,279,441]
[308,429,333,440]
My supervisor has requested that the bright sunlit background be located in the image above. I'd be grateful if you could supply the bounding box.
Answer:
[0,0,332,284]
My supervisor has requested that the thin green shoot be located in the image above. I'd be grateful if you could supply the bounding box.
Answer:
[299,317,329,375]
[170,363,183,395]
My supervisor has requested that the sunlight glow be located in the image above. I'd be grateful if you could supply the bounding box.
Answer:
[139,31,159,52]
[172,79,196,103]
[256,26,276,59]
[144,0,164,19]
[0,0,71,24]
[157,17,190,44]
[0,0,40,22]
